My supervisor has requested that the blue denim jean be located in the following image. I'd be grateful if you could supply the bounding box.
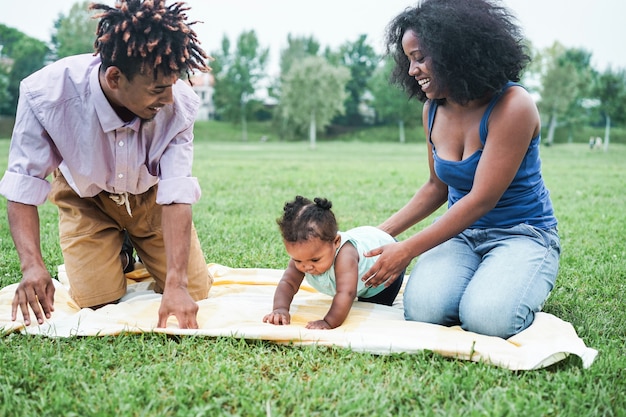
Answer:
[403,223,560,338]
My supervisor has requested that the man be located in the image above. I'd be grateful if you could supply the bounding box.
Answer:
[0,0,213,329]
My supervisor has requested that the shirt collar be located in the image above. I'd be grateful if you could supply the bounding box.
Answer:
[89,64,141,133]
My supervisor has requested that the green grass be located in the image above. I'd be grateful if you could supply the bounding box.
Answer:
[1,126,625,416]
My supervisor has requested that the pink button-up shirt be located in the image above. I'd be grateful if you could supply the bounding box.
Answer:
[0,54,201,206]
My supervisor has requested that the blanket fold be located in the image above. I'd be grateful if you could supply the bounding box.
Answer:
[0,263,597,370]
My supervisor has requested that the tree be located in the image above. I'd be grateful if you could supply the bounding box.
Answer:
[325,35,379,126]
[0,59,10,113]
[537,43,593,145]
[210,30,269,141]
[1,37,49,116]
[368,57,423,142]
[280,56,350,149]
[0,25,50,116]
[518,40,543,98]
[52,1,99,58]
[279,34,321,79]
[593,67,626,151]
[272,35,321,139]
[0,24,26,57]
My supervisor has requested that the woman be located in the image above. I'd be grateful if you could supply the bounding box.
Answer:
[362,0,560,338]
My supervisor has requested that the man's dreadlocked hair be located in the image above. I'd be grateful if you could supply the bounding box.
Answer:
[90,0,210,80]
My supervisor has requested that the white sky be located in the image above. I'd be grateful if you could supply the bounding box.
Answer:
[1,0,624,75]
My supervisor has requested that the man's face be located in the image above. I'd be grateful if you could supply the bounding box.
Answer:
[105,68,179,121]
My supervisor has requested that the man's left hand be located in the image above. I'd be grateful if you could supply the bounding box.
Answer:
[157,286,199,329]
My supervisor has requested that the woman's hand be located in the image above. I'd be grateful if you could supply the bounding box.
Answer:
[362,242,413,288]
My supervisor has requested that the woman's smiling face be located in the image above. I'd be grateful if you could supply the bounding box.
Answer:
[402,29,444,100]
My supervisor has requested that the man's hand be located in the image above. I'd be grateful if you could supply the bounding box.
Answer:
[7,201,54,326]
[157,286,199,329]
[159,203,199,329]
[12,269,55,326]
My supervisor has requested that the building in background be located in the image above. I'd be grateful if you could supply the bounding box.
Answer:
[189,72,215,121]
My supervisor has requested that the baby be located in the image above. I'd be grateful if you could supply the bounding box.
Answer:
[263,196,404,329]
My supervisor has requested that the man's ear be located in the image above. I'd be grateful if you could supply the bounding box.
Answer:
[103,66,123,90]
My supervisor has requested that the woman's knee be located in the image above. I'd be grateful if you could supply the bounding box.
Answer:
[459,298,534,338]
[403,283,460,326]
[402,262,471,325]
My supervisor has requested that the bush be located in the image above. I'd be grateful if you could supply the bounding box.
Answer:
[0,116,14,138]
[545,124,626,145]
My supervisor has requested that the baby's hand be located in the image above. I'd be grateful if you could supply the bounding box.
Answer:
[263,309,290,325]
[305,319,332,330]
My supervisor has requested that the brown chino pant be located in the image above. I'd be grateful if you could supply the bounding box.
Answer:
[48,171,211,308]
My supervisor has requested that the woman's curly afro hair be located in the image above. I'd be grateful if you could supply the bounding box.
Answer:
[385,0,530,104]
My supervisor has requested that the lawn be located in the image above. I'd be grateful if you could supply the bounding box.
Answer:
[0,130,624,416]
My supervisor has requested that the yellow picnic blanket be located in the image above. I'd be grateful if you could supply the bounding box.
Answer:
[0,263,597,371]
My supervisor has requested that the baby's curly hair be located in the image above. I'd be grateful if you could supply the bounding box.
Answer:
[385,0,530,104]
[277,196,338,243]
[90,0,210,80]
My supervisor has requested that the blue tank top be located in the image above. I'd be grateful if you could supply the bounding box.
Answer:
[428,82,557,229]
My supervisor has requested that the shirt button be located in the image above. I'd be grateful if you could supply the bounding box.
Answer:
[118,173,124,179]
[118,141,124,147]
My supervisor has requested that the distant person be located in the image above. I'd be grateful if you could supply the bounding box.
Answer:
[263,196,404,329]
[594,136,603,150]
[0,0,213,329]
[360,0,560,338]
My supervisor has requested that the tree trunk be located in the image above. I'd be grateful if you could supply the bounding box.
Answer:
[398,119,405,143]
[309,110,316,150]
[603,114,611,152]
[567,128,573,144]
[241,116,248,142]
[241,99,248,142]
[546,111,557,146]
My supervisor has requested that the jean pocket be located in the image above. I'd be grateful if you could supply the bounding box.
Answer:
[519,224,560,252]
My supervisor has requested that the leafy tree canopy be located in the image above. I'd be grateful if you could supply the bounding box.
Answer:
[0,25,50,115]
[280,55,350,140]
[52,1,99,58]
